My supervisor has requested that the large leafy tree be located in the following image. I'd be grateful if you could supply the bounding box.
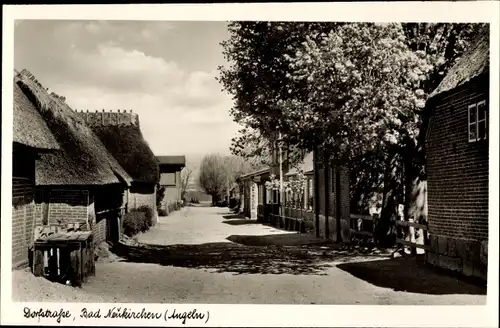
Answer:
[219,21,485,245]
[219,22,337,160]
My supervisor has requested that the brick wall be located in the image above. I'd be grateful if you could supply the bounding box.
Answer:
[34,187,94,240]
[12,177,36,268]
[426,78,489,281]
[313,150,350,241]
[45,189,89,226]
[93,217,107,245]
[336,165,351,242]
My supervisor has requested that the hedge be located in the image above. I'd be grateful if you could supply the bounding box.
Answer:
[123,205,154,237]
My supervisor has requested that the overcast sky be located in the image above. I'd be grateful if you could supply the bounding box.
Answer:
[14,20,238,157]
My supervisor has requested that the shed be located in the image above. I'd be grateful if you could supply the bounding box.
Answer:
[157,155,186,210]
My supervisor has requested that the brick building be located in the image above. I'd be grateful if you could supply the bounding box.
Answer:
[157,156,186,211]
[239,146,350,240]
[78,109,160,223]
[15,70,132,247]
[424,27,489,281]
[313,150,350,241]
[12,82,60,269]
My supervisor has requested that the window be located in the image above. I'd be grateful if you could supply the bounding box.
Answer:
[469,100,488,142]
[160,172,176,186]
[266,188,272,204]
[308,178,314,210]
[258,185,264,204]
[303,180,307,210]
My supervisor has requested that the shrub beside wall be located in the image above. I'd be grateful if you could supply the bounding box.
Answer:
[123,205,154,237]
[157,200,184,217]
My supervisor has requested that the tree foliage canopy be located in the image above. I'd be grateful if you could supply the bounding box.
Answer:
[219,22,484,161]
[218,21,485,223]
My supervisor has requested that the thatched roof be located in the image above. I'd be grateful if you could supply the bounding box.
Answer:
[13,83,60,151]
[15,70,132,186]
[157,155,186,166]
[91,124,159,184]
[285,152,314,176]
[429,26,489,99]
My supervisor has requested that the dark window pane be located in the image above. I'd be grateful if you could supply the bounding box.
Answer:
[469,105,477,123]
[478,102,486,120]
[470,123,477,141]
[478,120,486,140]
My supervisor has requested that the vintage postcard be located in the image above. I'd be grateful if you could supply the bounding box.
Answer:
[1,2,499,327]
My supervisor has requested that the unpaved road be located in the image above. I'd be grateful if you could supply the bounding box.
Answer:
[12,206,486,304]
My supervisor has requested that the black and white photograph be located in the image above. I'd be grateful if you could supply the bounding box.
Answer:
[2,3,499,327]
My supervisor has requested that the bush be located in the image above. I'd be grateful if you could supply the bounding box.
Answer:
[158,208,168,217]
[123,205,154,237]
[137,205,154,229]
[123,210,147,237]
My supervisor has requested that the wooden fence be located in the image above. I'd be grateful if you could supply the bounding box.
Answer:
[349,213,430,254]
[395,219,430,253]
[263,203,308,233]
[349,213,375,239]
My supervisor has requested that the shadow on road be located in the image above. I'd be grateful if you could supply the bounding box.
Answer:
[111,235,487,295]
[337,255,487,295]
[222,214,245,220]
[222,219,261,226]
[111,234,396,276]
[112,241,334,275]
[227,233,332,246]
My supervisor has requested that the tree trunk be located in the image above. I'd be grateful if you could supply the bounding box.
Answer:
[211,193,219,206]
[377,149,399,248]
[402,141,417,255]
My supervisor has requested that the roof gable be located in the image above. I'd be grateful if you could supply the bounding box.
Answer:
[13,83,60,151]
[89,121,160,184]
[15,69,132,186]
[429,26,489,99]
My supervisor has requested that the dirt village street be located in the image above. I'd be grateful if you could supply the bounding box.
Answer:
[13,206,486,305]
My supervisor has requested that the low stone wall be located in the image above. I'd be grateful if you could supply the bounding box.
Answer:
[426,234,488,281]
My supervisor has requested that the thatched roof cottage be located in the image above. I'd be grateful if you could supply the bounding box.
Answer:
[12,80,60,269]
[424,26,489,281]
[78,109,160,219]
[15,69,132,246]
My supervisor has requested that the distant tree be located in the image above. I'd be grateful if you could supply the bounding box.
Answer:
[180,167,193,202]
[222,155,256,204]
[199,154,228,205]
